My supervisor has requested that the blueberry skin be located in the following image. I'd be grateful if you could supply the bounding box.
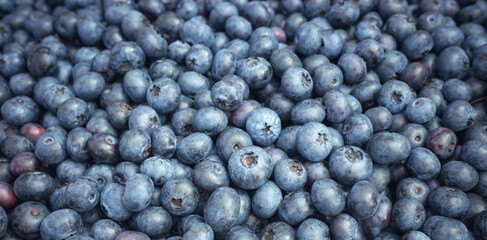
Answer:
[296,218,330,240]
[40,209,83,240]
[294,22,323,56]
[87,134,119,164]
[185,44,213,74]
[375,50,408,83]
[177,71,210,98]
[363,194,393,238]
[258,221,295,240]
[338,53,367,84]
[140,156,175,187]
[228,146,272,190]
[378,80,414,114]
[135,27,167,59]
[366,132,411,165]
[436,46,470,80]
[123,69,152,104]
[251,180,282,219]
[473,52,487,81]
[109,41,146,75]
[211,76,245,111]
[281,66,313,101]
[330,213,365,240]
[278,190,316,226]
[150,125,177,159]
[130,206,172,237]
[329,145,373,186]
[428,186,470,218]
[57,98,90,130]
[395,178,430,206]
[160,178,199,216]
[35,132,66,165]
[192,159,230,192]
[423,216,469,240]
[192,106,228,137]
[146,78,181,114]
[216,127,253,162]
[245,107,281,146]
[347,180,381,221]
[10,201,51,240]
[355,39,385,68]
[100,183,132,221]
[365,106,393,132]
[1,134,34,160]
[276,125,301,156]
[212,49,237,81]
[473,211,487,240]
[204,187,240,233]
[432,26,465,54]
[296,122,333,162]
[150,59,181,81]
[91,219,122,240]
[128,105,161,133]
[26,45,57,78]
[355,21,381,41]
[442,78,472,103]
[405,98,437,124]
[85,164,116,190]
[313,63,343,96]
[460,140,487,171]
[327,1,360,28]
[176,132,213,165]
[14,171,55,201]
[442,100,475,132]
[341,113,374,147]
[235,57,273,89]
[65,177,100,213]
[225,226,258,240]
[402,231,431,240]
[183,222,214,240]
[117,129,151,164]
[322,89,351,124]
[1,96,40,126]
[440,161,479,191]
[180,19,214,47]
[122,173,154,212]
[320,29,343,59]
[391,198,426,232]
[270,47,302,78]
[407,147,441,181]
[290,99,325,125]
[273,159,307,192]
[311,178,346,217]
[401,30,433,61]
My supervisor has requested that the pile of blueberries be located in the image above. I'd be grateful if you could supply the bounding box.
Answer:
[1,0,487,239]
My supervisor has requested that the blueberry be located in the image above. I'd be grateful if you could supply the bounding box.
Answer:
[442,100,475,132]
[297,218,330,240]
[235,57,273,89]
[182,222,214,240]
[296,122,333,162]
[10,201,50,239]
[278,190,315,226]
[180,19,215,47]
[91,219,122,240]
[311,178,346,217]
[396,178,431,206]
[128,105,161,133]
[87,134,119,164]
[428,186,470,218]
[65,177,100,213]
[40,209,83,240]
[192,106,228,137]
[176,132,213,165]
[426,127,458,159]
[225,225,258,240]
[245,107,281,146]
[1,96,40,126]
[150,125,177,158]
[329,145,373,186]
[216,127,253,162]
[383,14,416,43]
[228,146,272,190]
[281,66,313,101]
[341,113,374,147]
[204,187,240,233]
[363,194,393,238]
[366,131,411,165]
[109,41,146,75]
[130,206,172,237]
[392,198,426,232]
[146,78,181,114]
[100,183,132,221]
[313,63,343,96]
[122,173,154,212]
[375,50,408,83]
[407,147,441,181]
[423,216,469,240]
[322,90,351,124]
[192,158,230,192]
[330,213,365,239]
